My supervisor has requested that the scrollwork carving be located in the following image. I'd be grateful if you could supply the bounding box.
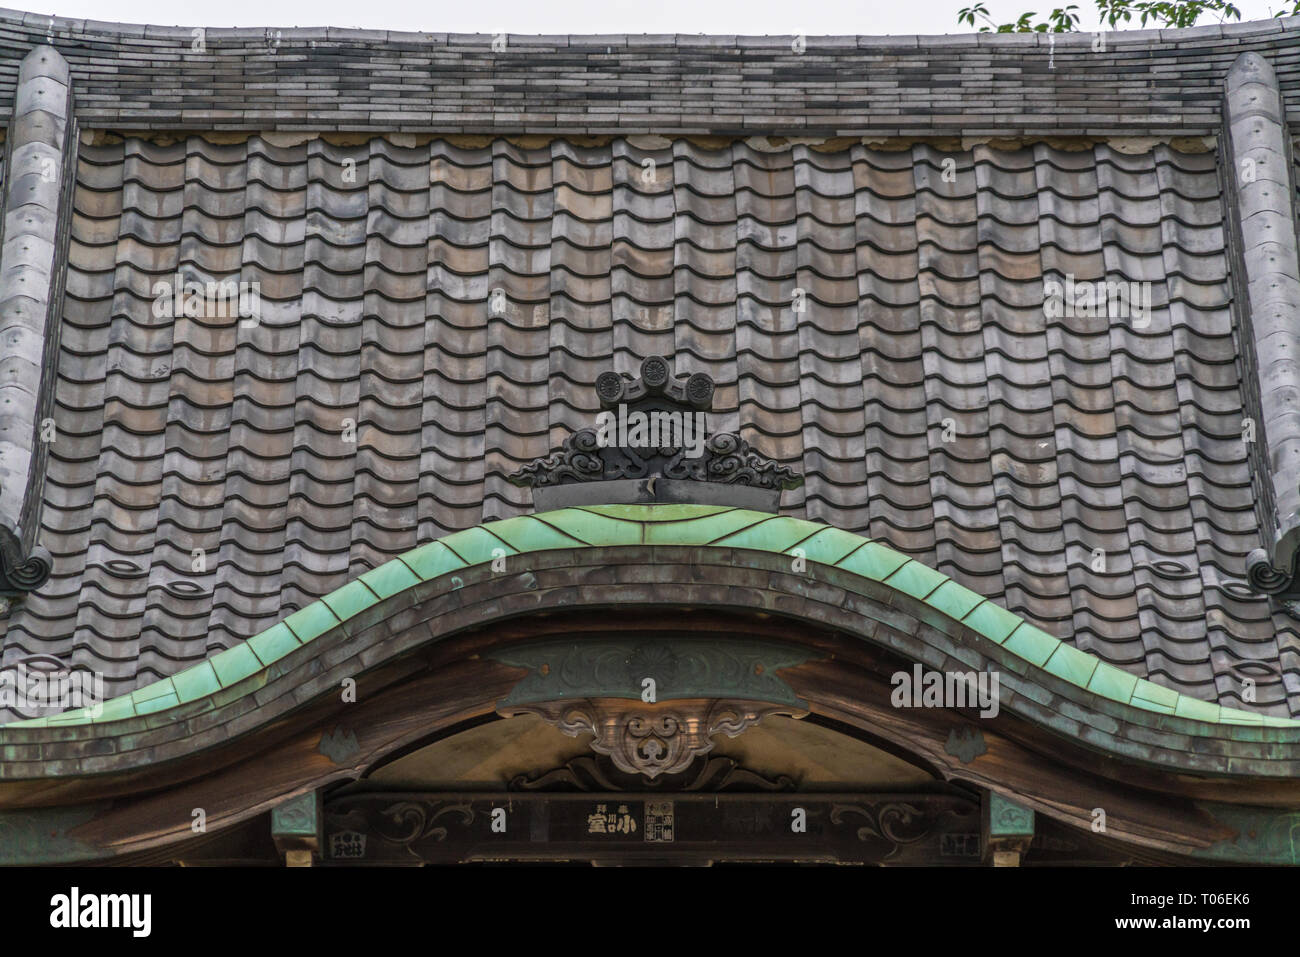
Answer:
[506,356,802,494]
[508,428,607,488]
[502,698,802,779]
[0,526,51,596]
[1246,546,1293,596]
[375,800,475,846]
[830,801,932,859]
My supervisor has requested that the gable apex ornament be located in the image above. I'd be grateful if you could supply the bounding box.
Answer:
[593,355,715,410]
[508,356,802,513]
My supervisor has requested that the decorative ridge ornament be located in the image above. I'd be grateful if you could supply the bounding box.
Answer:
[1245,547,1293,597]
[508,355,803,513]
[593,356,716,411]
[0,525,52,597]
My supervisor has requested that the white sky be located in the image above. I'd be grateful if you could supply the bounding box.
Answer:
[10,0,1292,35]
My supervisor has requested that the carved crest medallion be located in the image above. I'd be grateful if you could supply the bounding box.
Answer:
[501,697,804,779]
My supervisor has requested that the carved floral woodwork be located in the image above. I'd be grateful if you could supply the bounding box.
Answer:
[500,697,805,779]
[320,791,988,865]
[830,802,931,858]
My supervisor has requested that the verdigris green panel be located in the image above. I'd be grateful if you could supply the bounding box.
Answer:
[987,792,1035,837]
[1086,662,1139,705]
[488,515,587,553]
[1131,678,1179,714]
[532,508,644,546]
[3,716,47,727]
[713,515,821,553]
[322,579,379,622]
[1043,642,1099,688]
[883,560,948,601]
[1002,623,1059,668]
[1132,698,1175,716]
[271,790,321,838]
[131,678,176,704]
[440,525,517,565]
[962,600,1022,644]
[172,661,221,704]
[400,541,468,581]
[787,526,869,566]
[1174,695,1221,723]
[0,804,110,864]
[210,643,263,688]
[642,508,770,545]
[133,691,178,716]
[926,580,985,622]
[493,637,813,707]
[91,695,136,723]
[248,622,301,668]
[359,559,421,599]
[836,541,909,581]
[1192,803,1300,864]
[282,601,340,643]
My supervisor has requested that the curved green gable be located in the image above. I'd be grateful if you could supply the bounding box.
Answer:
[8,504,1295,730]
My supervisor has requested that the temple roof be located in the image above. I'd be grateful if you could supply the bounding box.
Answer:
[7,504,1300,864]
[6,505,1298,771]
[0,10,1298,136]
[2,14,1300,726]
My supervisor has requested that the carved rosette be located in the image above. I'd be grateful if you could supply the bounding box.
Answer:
[502,698,803,779]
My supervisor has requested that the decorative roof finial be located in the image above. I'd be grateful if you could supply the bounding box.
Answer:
[508,355,801,513]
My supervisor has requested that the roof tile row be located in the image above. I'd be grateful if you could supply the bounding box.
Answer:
[0,132,1292,721]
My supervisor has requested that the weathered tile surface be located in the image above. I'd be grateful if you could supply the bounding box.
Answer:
[0,132,1289,723]
[0,13,1292,135]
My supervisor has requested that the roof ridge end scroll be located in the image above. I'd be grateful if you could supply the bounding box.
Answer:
[1220,51,1300,599]
[0,44,74,597]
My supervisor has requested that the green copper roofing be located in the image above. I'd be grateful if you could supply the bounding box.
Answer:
[7,504,1296,730]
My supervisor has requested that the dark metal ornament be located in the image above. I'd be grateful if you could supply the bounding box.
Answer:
[508,355,802,512]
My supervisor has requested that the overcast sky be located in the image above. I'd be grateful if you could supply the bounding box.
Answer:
[10,0,1291,35]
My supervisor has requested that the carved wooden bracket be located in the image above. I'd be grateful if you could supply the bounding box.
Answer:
[500,697,805,779]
